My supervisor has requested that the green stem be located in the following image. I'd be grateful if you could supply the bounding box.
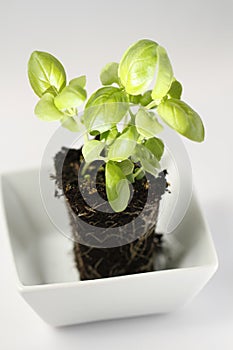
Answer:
[137,135,144,143]
[145,100,157,109]
[133,167,144,179]
[84,132,89,144]
[50,85,59,96]
[129,108,135,125]
[64,107,77,117]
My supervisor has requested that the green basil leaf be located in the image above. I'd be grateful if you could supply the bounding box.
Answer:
[167,79,182,99]
[126,173,135,183]
[135,144,160,176]
[100,62,119,86]
[28,51,66,97]
[60,116,81,132]
[69,75,86,89]
[82,139,105,163]
[117,159,134,175]
[144,137,164,161]
[135,108,163,138]
[54,85,86,110]
[106,161,130,212]
[135,168,145,180]
[106,127,119,145]
[129,94,141,104]
[152,45,173,102]
[34,93,64,121]
[157,98,205,142]
[108,126,138,161]
[84,87,128,133]
[99,130,110,141]
[119,39,158,95]
[140,90,153,106]
[131,154,139,163]
[108,139,135,161]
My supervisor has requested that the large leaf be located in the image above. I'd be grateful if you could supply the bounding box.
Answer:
[100,62,119,85]
[54,85,86,110]
[108,126,138,161]
[135,108,163,138]
[119,39,158,95]
[157,98,205,142]
[105,161,130,212]
[34,93,64,121]
[28,51,66,97]
[152,45,173,102]
[84,87,128,133]
[82,139,105,163]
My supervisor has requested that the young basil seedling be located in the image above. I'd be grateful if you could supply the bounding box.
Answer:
[28,39,205,212]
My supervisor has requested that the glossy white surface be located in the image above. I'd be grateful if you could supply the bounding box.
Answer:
[0,168,217,326]
[0,0,233,348]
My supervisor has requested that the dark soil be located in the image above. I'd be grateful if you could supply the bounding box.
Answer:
[54,147,167,280]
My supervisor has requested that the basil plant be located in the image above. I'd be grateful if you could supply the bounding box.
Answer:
[28,39,205,212]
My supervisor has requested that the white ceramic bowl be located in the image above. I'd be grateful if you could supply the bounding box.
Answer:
[0,168,218,326]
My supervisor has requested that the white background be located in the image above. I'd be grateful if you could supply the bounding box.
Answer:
[0,0,233,349]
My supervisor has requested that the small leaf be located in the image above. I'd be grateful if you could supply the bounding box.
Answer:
[135,144,160,176]
[99,130,110,141]
[131,154,139,163]
[135,108,163,138]
[129,94,141,104]
[117,159,134,175]
[144,137,164,161]
[126,173,135,183]
[54,85,86,110]
[60,116,81,132]
[28,51,66,97]
[140,90,153,106]
[89,130,100,136]
[119,39,158,95]
[167,79,182,99]
[108,126,138,161]
[157,98,205,142]
[106,161,130,212]
[135,168,145,180]
[84,87,128,133]
[34,93,64,121]
[152,45,173,102]
[82,139,105,163]
[69,75,86,89]
[100,62,119,86]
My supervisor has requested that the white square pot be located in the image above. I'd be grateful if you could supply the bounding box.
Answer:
[0,168,218,326]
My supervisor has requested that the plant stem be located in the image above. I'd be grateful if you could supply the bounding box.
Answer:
[145,100,157,109]
[84,132,89,144]
[133,167,144,179]
[129,108,135,125]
